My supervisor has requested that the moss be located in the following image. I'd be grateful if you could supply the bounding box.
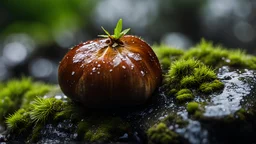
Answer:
[176,89,192,95]
[162,114,188,127]
[30,97,64,123]
[6,108,31,133]
[199,80,224,94]
[83,117,130,142]
[30,124,43,143]
[186,102,199,114]
[160,57,173,69]
[180,76,198,88]
[165,58,224,103]
[234,108,247,121]
[182,39,256,69]
[0,77,56,122]
[153,44,184,70]
[153,44,184,60]
[0,78,32,121]
[166,59,201,81]
[147,122,179,144]
[176,94,194,102]
[194,65,217,82]
[22,84,52,107]
[76,120,90,140]
[168,88,178,96]
[186,102,205,119]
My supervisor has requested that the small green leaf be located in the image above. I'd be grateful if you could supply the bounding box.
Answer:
[120,28,130,36]
[101,26,111,37]
[98,35,110,38]
[114,19,122,37]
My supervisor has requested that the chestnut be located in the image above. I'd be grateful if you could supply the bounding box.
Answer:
[58,19,162,108]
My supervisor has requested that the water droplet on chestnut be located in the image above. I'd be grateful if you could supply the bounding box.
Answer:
[140,71,145,76]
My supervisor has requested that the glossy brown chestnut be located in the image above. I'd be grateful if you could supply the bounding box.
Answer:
[58,35,162,108]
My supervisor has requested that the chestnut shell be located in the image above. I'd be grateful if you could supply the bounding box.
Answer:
[58,35,162,108]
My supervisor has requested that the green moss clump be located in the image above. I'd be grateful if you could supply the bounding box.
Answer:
[176,89,192,95]
[199,80,224,94]
[176,94,194,102]
[186,102,199,114]
[175,89,194,102]
[6,108,31,134]
[30,97,64,123]
[0,78,32,121]
[153,44,184,69]
[0,77,55,122]
[80,117,130,142]
[186,102,205,119]
[6,97,65,132]
[182,39,256,69]
[162,114,188,127]
[180,76,198,88]
[166,59,201,81]
[148,123,179,144]
[165,59,223,103]
[22,84,52,107]
[194,65,217,82]
[76,120,90,140]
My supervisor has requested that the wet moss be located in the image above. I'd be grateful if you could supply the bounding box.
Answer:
[162,114,189,127]
[186,102,205,119]
[22,84,52,107]
[0,77,55,122]
[176,93,194,102]
[182,39,256,69]
[29,124,43,143]
[199,80,224,94]
[165,59,223,103]
[176,89,192,95]
[153,44,184,70]
[6,109,30,133]
[147,123,179,144]
[186,102,199,114]
[30,98,64,123]
[79,117,130,142]
[175,88,194,102]
[180,75,198,88]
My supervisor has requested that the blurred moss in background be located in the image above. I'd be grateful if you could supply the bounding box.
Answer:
[0,0,255,83]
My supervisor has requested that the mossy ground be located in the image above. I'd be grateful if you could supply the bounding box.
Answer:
[1,78,130,143]
[1,40,256,143]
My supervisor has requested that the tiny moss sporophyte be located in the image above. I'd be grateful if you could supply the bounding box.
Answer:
[58,19,162,108]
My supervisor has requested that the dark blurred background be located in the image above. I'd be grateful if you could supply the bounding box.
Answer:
[0,0,255,83]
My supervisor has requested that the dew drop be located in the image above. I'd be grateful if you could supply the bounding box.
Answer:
[97,64,101,67]
[97,71,100,74]
[92,67,96,72]
[71,71,75,75]
[122,65,126,69]
[109,69,113,72]
[131,65,134,70]
[141,71,145,76]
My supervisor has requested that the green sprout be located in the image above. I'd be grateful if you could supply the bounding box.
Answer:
[99,19,130,40]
